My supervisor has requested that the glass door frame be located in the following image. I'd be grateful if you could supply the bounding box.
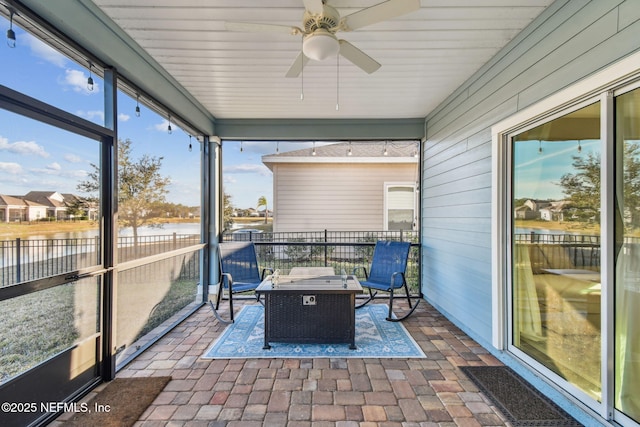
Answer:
[503,94,609,417]
[0,83,113,427]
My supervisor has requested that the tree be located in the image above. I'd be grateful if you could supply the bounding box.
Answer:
[559,152,600,223]
[223,192,234,230]
[257,195,269,224]
[559,142,640,229]
[77,138,171,247]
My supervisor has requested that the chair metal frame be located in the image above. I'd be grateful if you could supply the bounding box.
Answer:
[210,241,273,324]
[353,240,420,321]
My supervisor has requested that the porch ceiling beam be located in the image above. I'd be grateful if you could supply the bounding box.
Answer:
[214,118,426,141]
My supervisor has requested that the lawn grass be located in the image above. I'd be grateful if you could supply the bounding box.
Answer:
[0,283,80,384]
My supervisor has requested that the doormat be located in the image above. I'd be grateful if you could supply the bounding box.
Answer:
[460,366,581,426]
[203,304,426,358]
[65,376,171,427]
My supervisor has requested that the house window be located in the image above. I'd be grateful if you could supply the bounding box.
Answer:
[385,184,416,231]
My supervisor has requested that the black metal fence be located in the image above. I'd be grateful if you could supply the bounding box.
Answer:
[223,230,421,293]
[514,232,601,272]
[0,233,200,287]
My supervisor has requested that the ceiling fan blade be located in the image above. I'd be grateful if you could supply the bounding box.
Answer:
[285,52,311,78]
[225,21,303,35]
[338,40,381,74]
[303,0,325,14]
[341,0,420,31]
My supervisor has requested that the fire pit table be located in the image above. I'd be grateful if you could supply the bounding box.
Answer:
[256,267,363,350]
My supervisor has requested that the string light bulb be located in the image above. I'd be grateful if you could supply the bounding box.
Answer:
[188,135,193,152]
[538,141,543,154]
[347,142,353,156]
[240,141,244,153]
[135,94,141,117]
[276,141,280,155]
[167,113,172,134]
[383,141,388,156]
[87,62,94,91]
[6,8,16,48]
[312,142,316,156]
[577,141,582,153]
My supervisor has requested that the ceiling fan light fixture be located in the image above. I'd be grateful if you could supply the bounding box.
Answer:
[303,30,339,61]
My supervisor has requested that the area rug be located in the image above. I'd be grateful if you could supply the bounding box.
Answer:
[203,305,426,358]
[65,376,171,427]
[460,366,581,426]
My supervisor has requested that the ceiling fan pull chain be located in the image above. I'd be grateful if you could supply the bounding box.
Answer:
[300,37,305,100]
[336,54,340,111]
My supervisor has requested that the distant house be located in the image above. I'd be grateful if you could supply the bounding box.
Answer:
[0,195,47,222]
[514,199,569,221]
[262,141,419,232]
[0,191,95,222]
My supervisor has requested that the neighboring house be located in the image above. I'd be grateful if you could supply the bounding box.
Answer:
[0,191,95,222]
[262,141,419,232]
[514,199,570,221]
[539,201,570,222]
[0,194,47,222]
[23,191,68,220]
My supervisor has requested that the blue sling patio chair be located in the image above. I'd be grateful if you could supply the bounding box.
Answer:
[353,240,420,322]
[210,241,273,324]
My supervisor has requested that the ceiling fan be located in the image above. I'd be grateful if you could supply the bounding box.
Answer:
[225,0,421,77]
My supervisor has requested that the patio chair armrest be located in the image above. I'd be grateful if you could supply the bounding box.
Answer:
[221,272,233,292]
[390,271,406,288]
[260,267,274,280]
[352,265,368,280]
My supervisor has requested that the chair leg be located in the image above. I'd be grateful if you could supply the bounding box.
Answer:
[210,281,234,324]
[209,300,233,325]
[385,285,421,322]
[355,287,377,309]
[386,288,395,321]
[215,282,224,309]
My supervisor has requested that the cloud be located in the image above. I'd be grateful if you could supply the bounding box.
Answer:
[154,119,171,132]
[30,164,88,179]
[0,162,23,174]
[0,136,49,157]
[62,69,99,94]
[76,110,105,123]
[224,164,271,176]
[64,154,83,163]
[118,113,131,122]
[26,34,67,68]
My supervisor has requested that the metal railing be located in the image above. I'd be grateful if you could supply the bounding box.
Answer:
[514,232,601,271]
[0,233,200,287]
[223,230,421,293]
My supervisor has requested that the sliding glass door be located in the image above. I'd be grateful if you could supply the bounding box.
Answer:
[511,102,602,401]
[507,82,640,424]
[615,86,640,424]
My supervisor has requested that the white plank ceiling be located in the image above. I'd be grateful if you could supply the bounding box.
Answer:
[91,0,555,120]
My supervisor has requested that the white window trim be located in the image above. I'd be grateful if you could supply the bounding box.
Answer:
[383,182,417,231]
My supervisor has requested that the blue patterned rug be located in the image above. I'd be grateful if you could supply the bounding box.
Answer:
[202,304,426,359]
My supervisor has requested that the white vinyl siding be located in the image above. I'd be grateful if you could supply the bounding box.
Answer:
[272,163,417,232]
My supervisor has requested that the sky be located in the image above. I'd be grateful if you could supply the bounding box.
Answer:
[0,16,330,210]
[513,139,600,201]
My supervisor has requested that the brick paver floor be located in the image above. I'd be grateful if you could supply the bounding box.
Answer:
[53,299,509,426]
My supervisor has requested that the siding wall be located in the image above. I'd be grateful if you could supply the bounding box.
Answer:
[421,0,640,345]
[272,163,418,232]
